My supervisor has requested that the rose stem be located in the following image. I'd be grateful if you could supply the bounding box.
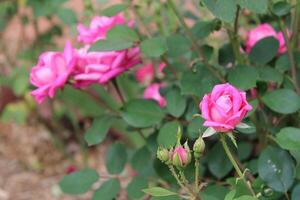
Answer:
[220,134,257,198]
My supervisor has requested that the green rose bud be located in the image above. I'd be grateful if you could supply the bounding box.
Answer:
[193,137,205,158]
[157,147,170,163]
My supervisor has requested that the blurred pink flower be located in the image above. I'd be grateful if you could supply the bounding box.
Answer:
[30,42,76,103]
[73,47,141,87]
[143,83,166,107]
[246,24,277,54]
[77,13,134,44]
[276,31,290,54]
[245,23,289,54]
[200,83,252,132]
[135,62,166,85]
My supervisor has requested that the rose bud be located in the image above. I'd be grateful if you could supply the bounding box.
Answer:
[172,143,191,168]
[193,137,205,158]
[157,147,170,163]
[199,83,252,133]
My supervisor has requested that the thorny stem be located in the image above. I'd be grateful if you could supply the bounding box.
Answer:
[220,135,257,198]
[179,169,200,200]
[278,19,300,94]
[227,6,243,65]
[167,0,225,83]
[168,165,191,194]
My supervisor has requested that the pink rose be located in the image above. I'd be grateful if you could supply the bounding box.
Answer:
[135,63,154,85]
[199,83,252,132]
[135,62,166,85]
[245,23,277,54]
[72,47,141,87]
[276,31,290,54]
[30,42,76,103]
[143,83,166,107]
[77,13,134,44]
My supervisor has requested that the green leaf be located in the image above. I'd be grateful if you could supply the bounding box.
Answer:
[207,143,233,178]
[127,177,148,199]
[292,184,300,200]
[249,37,279,65]
[142,187,177,197]
[121,99,165,128]
[157,121,180,148]
[141,37,168,58]
[238,0,268,14]
[234,196,257,200]
[166,87,187,117]
[106,143,127,174]
[191,20,219,40]
[258,147,295,192]
[187,117,205,139]
[131,146,151,172]
[228,65,258,90]
[101,3,128,16]
[166,34,191,57]
[57,8,77,25]
[276,127,300,151]
[107,25,139,42]
[89,40,133,52]
[84,116,115,146]
[59,168,99,195]
[203,0,237,23]
[219,43,235,66]
[180,64,219,98]
[237,142,252,161]
[92,179,120,200]
[261,89,300,114]
[258,66,283,83]
[272,1,291,17]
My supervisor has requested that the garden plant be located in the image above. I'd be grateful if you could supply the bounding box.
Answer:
[2,0,300,200]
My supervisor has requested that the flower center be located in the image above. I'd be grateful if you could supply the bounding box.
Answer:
[216,94,232,113]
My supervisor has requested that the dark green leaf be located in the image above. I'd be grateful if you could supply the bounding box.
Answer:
[207,143,233,178]
[131,146,151,172]
[101,3,128,16]
[157,121,180,148]
[276,127,300,151]
[121,99,165,128]
[107,25,139,42]
[59,168,99,195]
[292,184,300,200]
[84,116,115,146]
[238,0,268,14]
[92,179,120,200]
[127,177,148,199]
[142,187,177,197]
[141,37,168,58]
[89,40,133,52]
[272,1,291,17]
[258,147,295,192]
[228,65,258,90]
[258,66,283,83]
[261,89,300,114]
[166,34,190,57]
[106,143,127,174]
[203,0,237,23]
[57,8,77,25]
[191,20,218,39]
[249,37,279,65]
[166,87,187,117]
[187,117,205,139]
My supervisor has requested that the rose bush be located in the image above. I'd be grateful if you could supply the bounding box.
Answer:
[2,0,300,199]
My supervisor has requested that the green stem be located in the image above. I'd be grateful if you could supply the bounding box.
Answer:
[220,135,257,198]
[278,19,300,94]
[112,79,126,105]
[179,170,200,200]
[168,165,191,195]
[292,1,300,48]
[167,0,225,83]
[195,158,200,192]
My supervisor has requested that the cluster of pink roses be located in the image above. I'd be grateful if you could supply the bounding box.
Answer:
[30,14,141,103]
[245,23,289,54]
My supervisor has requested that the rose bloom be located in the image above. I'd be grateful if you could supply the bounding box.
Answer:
[72,47,141,88]
[30,42,76,103]
[200,83,252,132]
[245,23,277,54]
[135,62,166,85]
[143,83,166,107]
[77,13,134,44]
